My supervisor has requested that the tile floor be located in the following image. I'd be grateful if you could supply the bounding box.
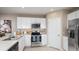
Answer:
[23,46,60,51]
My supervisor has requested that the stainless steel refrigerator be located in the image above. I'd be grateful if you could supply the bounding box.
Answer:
[68,19,79,51]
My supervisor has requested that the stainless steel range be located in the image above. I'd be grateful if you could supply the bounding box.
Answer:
[31,31,42,47]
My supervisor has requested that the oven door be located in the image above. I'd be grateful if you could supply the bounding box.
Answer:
[31,35,36,42]
[31,35,41,42]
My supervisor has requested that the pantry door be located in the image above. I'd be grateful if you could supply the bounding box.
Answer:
[48,17,62,49]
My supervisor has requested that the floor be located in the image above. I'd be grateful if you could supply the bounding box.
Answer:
[69,45,79,51]
[23,46,60,51]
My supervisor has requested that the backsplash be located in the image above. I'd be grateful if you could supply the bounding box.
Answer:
[16,28,47,35]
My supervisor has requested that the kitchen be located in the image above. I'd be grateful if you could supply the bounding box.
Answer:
[0,7,76,51]
[0,16,47,51]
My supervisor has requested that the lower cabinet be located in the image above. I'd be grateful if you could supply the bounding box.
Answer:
[18,36,25,51]
[24,35,31,47]
[18,35,47,51]
[63,36,68,51]
[8,42,18,51]
[42,35,47,46]
[24,35,47,47]
[18,35,31,51]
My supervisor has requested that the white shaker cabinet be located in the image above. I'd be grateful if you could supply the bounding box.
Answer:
[40,18,46,29]
[42,35,47,46]
[67,10,79,20]
[24,35,31,47]
[17,17,22,29]
[31,18,41,24]
[18,36,25,51]
[22,17,31,29]
[21,17,27,28]
[17,17,46,29]
[63,36,68,51]
[17,17,31,29]
[67,12,75,20]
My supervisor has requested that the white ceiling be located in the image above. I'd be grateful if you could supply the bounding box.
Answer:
[0,7,69,16]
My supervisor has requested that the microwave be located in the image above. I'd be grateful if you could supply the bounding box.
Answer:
[32,24,40,28]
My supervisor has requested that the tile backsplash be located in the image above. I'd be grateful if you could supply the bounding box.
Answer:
[16,28,47,35]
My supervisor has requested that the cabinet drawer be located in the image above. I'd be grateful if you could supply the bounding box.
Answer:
[42,35,47,45]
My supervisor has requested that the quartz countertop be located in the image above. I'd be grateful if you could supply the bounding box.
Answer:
[0,33,24,41]
[0,33,11,41]
[0,35,10,41]
[0,40,18,51]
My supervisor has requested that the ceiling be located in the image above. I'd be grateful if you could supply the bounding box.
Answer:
[0,7,71,16]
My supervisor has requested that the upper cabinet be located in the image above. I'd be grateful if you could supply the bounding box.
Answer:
[40,18,46,29]
[17,17,46,29]
[31,18,41,24]
[67,10,79,20]
[17,17,22,29]
[17,17,31,29]
[22,17,31,29]
[31,18,46,29]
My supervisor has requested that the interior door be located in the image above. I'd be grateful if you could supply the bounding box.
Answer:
[48,17,62,49]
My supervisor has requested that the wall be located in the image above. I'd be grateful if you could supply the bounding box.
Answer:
[0,15,17,33]
[62,11,68,36]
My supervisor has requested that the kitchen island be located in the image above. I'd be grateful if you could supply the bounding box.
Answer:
[0,40,18,51]
[0,34,25,51]
[0,33,11,41]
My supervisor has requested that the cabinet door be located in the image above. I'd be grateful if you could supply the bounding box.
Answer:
[19,36,25,51]
[31,18,35,24]
[67,10,79,20]
[17,17,22,29]
[21,17,27,28]
[75,10,79,19]
[17,17,31,29]
[41,18,46,29]
[26,19,31,28]
[68,13,75,20]
[24,35,31,47]
[63,36,68,51]
[42,35,47,46]
[31,18,41,24]
[72,12,75,20]
[21,17,31,29]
